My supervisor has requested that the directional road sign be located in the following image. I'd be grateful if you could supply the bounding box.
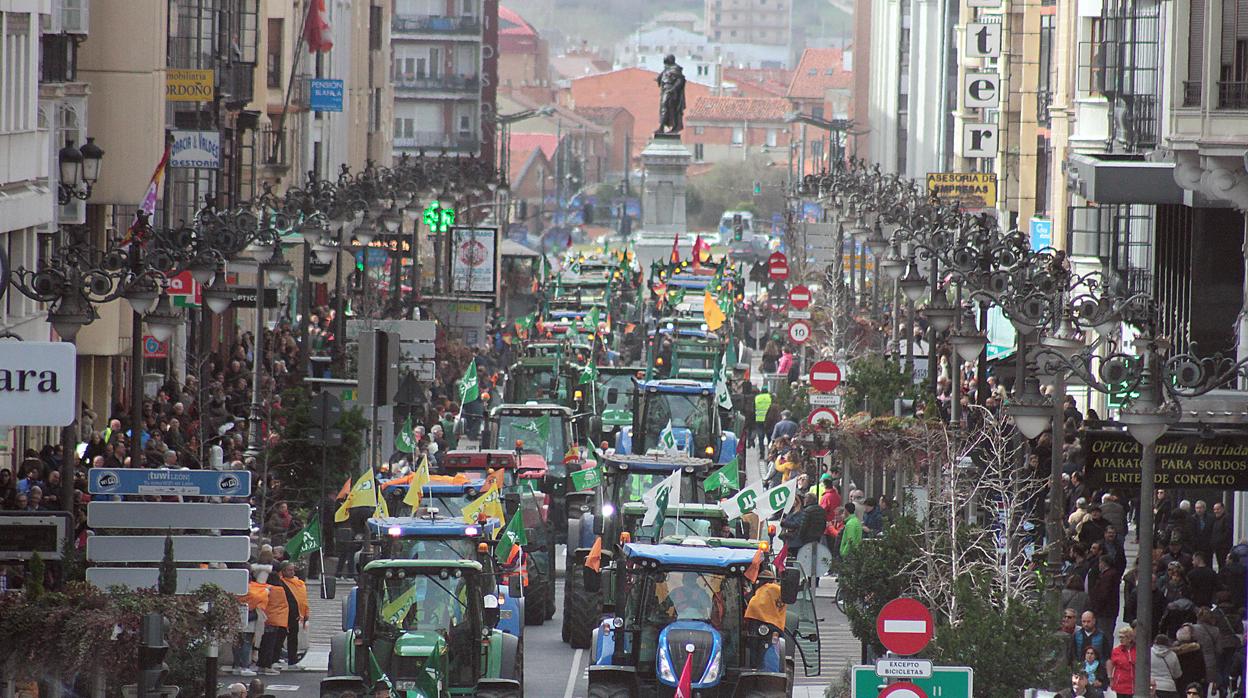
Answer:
[877,598,934,655]
[808,407,839,426]
[768,252,789,280]
[851,666,973,698]
[788,284,811,309]
[787,319,811,344]
[809,360,842,392]
[87,502,253,530]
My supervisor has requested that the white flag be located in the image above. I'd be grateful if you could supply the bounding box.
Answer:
[715,353,733,411]
[754,478,801,521]
[721,480,767,521]
[641,469,681,527]
[659,420,679,452]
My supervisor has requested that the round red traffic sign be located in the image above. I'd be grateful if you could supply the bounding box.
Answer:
[788,284,811,310]
[787,319,811,344]
[768,252,789,280]
[877,598,934,655]
[878,683,928,698]
[808,408,839,426]
[809,360,842,392]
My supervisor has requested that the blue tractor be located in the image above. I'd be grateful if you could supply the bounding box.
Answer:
[615,378,739,463]
[584,539,823,697]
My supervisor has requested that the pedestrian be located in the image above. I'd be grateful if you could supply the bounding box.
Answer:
[1071,611,1110,665]
[1099,493,1127,538]
[1210,502,1233,569]
[1087,557,1120,641]
[860,498,884,538]
[839,502,862,558]
[1055,672,1105,698]
[770,410,798,441]
[792,493,826,578]
[1107,627,1137,698]
[753,385,772,457]
[258,561,309,674]
[1187,551,1218,607]
[233,569,269,676]
[1150,634,1183,698]
[1079,645,1108,692]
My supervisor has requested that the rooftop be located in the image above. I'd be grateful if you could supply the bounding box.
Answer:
[685,96,793,123]
[787,47,852,99]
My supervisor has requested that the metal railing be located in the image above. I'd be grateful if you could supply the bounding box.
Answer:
[1036,90,1052,126]
[260,126,288,167]
[393,132,478,151]
[1218,81,1248,109]
[391,14,481,35]
[218,62,255,104]
[1183,81,1202,107]
[392,75,480,92]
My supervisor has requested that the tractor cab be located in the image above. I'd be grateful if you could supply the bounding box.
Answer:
[615,379,738,464]
[321,559,522,698]
[503,357,560,403]
[620,502,745,542]
[437,449,539,491]
[584,541,821,698]
[596,367,644,441]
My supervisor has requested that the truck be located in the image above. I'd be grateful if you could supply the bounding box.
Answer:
[321,559,523,698]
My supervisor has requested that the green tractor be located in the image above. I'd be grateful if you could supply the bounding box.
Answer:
[595,367,644,444]
[321,559,522,698]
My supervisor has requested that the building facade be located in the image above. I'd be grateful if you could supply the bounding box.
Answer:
[683,96,793,166]
[704,0,792,49]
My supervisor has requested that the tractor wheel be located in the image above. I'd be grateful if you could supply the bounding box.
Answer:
[565,562,600,649]
[586,680,632,698]
[327,633,350,676]
[524,559,548,626]
[474,688,521,698]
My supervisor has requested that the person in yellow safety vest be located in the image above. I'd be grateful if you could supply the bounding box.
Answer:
[753,386,772,458]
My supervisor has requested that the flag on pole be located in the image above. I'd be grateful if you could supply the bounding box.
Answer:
[495,511,528,565]
[395,414,417,453]
[641,469,681,529]
[659,420,679,452]
[456,360,480,404]
[515,414,550,444]
[714,351,733,410]
[722,478,800,521]
[121,140,172,246]
[674,652,694,698]
[704,457,739,494]
[401,456,431,509]
[461,482,505,525]
[569,464,603,492]
[703,290,726,331]
[285,516,323,560]
[692,234,711,266]
[743,546,764,583]
[584,536,603,572]
[335,467,379,522]
[514,312,537,334]
[669,233,681,264]
[578,362,598,385]
[303,0,334,52]
[335,477,352,501]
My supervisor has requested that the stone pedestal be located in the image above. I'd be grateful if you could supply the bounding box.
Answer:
[641,133,692,235]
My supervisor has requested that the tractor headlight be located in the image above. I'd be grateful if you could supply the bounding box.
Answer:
[658,643,675,682]
[703,649,722,684]
[602,503,616,518]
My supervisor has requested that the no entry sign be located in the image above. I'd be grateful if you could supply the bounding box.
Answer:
[808,408,839,426]
[809,360,842,392]
[788,284,811,310]
[768,252,789,280]
[787,319,811,344]
[878,683,928,698]
[877,598,934,655]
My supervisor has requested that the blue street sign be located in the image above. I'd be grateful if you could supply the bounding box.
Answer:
[309,78,344,112]
[354,247,390,267]
[1029,217,1053,251]
[88,468,252,497]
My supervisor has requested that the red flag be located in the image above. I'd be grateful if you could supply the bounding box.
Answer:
[584,536,603,573]
[691,234,710,267]
[674,652,694,698]
[304,0,334,53]
[669,233,681,264]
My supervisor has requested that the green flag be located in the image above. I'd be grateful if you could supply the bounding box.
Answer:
[704,457,740,494]
[457,360,480,404]
[496,511,528,564]
[668,287,686,306]
[286,516,323,560]
[578,362,598,385]
[395,414,416,453]
[715,351,733,410]
[515,312,537,332]
[516,414,550,443]
[642,469,680,532]
[569,465,603,492]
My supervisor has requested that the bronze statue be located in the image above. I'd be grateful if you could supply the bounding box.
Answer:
[656,54,686,135]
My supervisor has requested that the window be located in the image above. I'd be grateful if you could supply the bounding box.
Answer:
[696,64,709,77]
[732,126,744,145]
[3,12,34,132]
[766,128,777,147]
[462,0,476,16]
[812,105,824,120]
[266,18,283,88]
[694,143,704,160]
[369,6,382,51]
[808,68,817,76]
[458,113,472,135]
[694,126,705,135]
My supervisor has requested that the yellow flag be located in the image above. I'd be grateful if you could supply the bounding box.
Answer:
[703,290,726,331]
[461,483,505,529]
[335,467,379,522]
[402,456,432,509]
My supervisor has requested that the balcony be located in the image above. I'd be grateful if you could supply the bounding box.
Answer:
[1183,81,1202,107]
[392,74,480,96]
[392,14,481,38]
[260,126,290,170]
[1218,81,1248,110]
[394,131,479,153]
[218,62,256,106]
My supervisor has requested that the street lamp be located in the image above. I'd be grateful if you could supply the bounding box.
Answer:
[58,137,105,204]
[144,293,183,342]
[899,259,928,302]
[1005,373,1053,440]
[263,245,294,285]
[203,275,235,315]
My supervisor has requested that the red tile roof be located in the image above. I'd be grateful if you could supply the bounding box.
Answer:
[574,106,630,126]
[509,132,559,160]
[787,48,852,99]
[499,5,537,37]
[685,96,792,123]
[723,67,793,98]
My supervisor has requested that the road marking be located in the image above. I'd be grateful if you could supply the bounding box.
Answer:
[563,648,584,698]
[882,620,928,633]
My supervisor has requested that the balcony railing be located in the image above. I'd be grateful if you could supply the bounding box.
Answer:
[218,62,255,105]
[1036,90,1052,127]
[1183,81,1202,107]
[261,126,289,168]
[392,74,480,93]
[1218,81,1248,109]
[392,15,481,35]
[394,131,479,152]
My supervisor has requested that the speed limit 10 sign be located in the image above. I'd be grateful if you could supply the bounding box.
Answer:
[788,319,811,344]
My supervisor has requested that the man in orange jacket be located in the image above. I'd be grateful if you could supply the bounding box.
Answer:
[232,570,269,676]
[258,561,310,674]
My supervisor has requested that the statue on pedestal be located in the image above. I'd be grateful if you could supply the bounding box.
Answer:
[656,54,686,136]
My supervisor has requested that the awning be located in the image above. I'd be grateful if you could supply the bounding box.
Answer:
[1068,153,1182,204]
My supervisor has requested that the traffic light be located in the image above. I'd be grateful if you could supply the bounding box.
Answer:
[732,213,744,241]
[138,612,169,698]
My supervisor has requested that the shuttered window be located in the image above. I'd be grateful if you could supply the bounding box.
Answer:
[1190,0,1204,82]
